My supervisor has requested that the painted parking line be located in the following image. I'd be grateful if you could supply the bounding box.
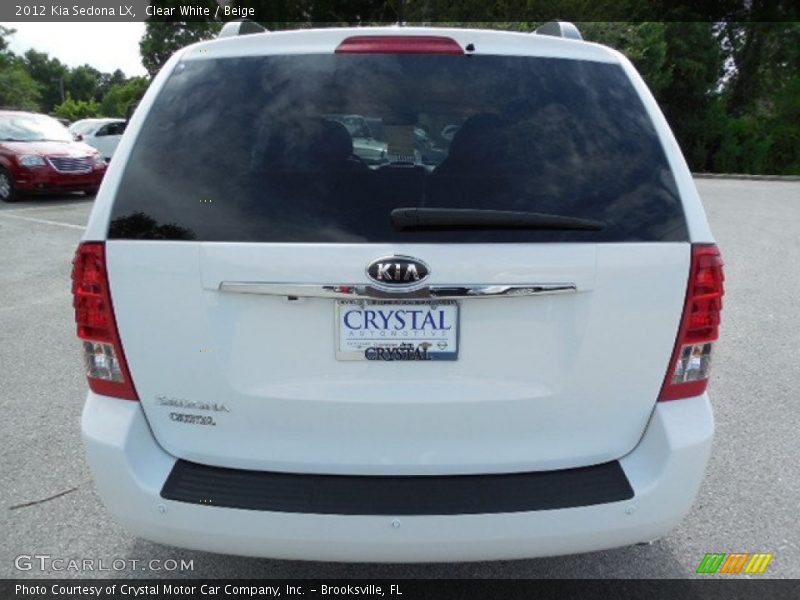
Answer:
[0,202,90,214]
[0,212,84,230]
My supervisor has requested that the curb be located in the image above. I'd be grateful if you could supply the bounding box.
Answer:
[693,173,800,182]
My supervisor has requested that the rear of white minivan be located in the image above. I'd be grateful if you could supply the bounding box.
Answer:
[76,27,723,561]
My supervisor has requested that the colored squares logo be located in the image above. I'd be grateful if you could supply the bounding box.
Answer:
[697,552,773,574]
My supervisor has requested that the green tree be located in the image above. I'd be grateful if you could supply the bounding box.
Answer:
[720,21,798,118]
[65,64,103,102]
[100,77,149,117]
[711,19,800,175]
[23,49,68,112]
[140,0,222,77]
[98,68,128,99]
[140,21,221,76]
[712,115,772,174]
[658,22,724,170]
[0,66,42,111]
[52,95,101,121]
[0,26,41,111]
[0,25,12,56]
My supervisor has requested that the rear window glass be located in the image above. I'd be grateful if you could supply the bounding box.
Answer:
[108,53,687,243]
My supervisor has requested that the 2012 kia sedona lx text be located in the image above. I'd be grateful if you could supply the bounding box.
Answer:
[76,23,724,562]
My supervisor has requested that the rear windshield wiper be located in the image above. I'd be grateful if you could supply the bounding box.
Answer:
[391,208,606,232]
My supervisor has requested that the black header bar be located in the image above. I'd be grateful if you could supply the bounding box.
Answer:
[0,0,797,23]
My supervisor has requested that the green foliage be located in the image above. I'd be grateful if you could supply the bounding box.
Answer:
[100,77,149,117]
[766,123,800,175]
[65,64,104,102]
[140,0,222,76]
[0,25,13,55]
[1,25,148,120]
[52,95,101,121]
[139,21,222,77]
[710,75,800,176]
[720,21,799,118]
[99,69,128,99]
[0,64,42,111]
[22,49,69,112]
[659,22,724,170]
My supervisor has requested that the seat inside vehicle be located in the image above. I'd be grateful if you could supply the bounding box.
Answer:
[425,113,512,210]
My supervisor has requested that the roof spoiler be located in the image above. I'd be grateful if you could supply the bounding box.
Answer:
[534,21,583,41]
[218,19,268,38]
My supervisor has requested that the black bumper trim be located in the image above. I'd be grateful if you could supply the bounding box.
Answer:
[161,459,634,515]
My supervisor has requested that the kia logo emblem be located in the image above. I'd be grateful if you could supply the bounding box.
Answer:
[366,256,430,288]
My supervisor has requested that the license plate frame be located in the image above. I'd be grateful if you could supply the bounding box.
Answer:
[335,300,460,361]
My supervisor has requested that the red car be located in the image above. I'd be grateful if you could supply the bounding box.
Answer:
[0,110,107,203]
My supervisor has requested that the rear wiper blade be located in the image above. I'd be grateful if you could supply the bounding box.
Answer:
[391,207,606,231]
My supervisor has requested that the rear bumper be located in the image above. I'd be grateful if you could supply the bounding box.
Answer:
[82,392,713,562]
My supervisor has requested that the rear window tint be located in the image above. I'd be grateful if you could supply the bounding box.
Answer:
[108,54,687,243]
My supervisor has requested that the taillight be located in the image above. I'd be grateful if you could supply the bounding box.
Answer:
[71,241,138,400]
[659,243,725,401]
[335,36,464,54]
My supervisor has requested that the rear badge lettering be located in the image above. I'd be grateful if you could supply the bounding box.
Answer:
[156,395,231,413]
[169,412,216,426]
[365,344,432,361]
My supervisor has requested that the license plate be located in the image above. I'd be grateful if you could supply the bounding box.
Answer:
[336,300,459,361]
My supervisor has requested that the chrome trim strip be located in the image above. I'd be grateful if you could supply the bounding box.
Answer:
[218,282,576,300]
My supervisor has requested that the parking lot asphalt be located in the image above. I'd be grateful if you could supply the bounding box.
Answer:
[1,179,798,579]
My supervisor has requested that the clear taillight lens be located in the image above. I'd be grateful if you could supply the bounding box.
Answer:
[670,342,713,384]
[82,340,125,382]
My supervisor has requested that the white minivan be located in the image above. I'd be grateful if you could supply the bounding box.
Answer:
[75,23,724,562]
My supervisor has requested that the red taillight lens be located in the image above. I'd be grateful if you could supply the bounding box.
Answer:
[335,35,464,54]
[659,244,725,401]
[72,242,138,400]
